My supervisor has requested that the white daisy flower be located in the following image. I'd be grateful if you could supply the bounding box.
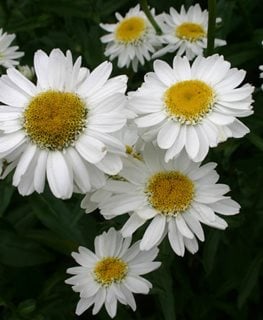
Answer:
[0,49,128,199]
[65,227,161,318]
[100,4,162,72]
[129,54,254,162]
[81,124,143,214]
[153,4,226,60]
[0,28,24,68]
[99,144,240,257]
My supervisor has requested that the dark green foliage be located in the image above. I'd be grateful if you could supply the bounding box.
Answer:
[0,0,262,319]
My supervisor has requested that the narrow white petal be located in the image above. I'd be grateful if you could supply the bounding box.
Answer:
[121,214,146,238]
[157,121,180,149]
[76,297,94,316]
[185,126,200,160]
[124,276,151,294]
[168,219,185,256]
[92,288,106,315]
[175,214,194,239]
[46,151,73,199]
[183,212,205,241]
[209,198,240,215]
[76,135,107,164]
[13,144,37,186]
[140,215,166,250]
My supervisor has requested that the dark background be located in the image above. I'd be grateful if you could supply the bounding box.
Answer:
[0,0,262,319]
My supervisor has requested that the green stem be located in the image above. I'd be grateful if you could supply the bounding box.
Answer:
[140,0,162,35]
[206,0,216,56]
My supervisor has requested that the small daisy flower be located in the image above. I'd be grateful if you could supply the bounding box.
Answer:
[99,144,240,257]
[129,54,254,162]
[100,4,162,72]
[81,124,143,214]
[0,28,24,68]
[153,4,226,60]
[65,227,161,318]
[0,49,128,199]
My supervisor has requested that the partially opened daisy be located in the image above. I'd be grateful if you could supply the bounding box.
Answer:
[0,28,24,68]
[100,4,162,72]
[0,49,128,198]
[81,124,143,215]
[99,144,240,256]
[153,4,226,60]
[65,227,161,318]
[129,54,254,162]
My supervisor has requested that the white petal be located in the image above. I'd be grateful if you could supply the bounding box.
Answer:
[183,211,205,241]
[136,207,157,220]
[184,236,199,254]
[140,215,166,250]
[7,68,37,96]
[157,121,180,149]
[46,151,73,199]
[124,276,151,294]
[95,153,122,175]
[76,135,107,164]
[153,59,176,86]
[33,149,48,193]
[66,148,91,193]
[209,198,240,215]
[185,126,200,160]
[168,219,185,256]
[92,288,106,315]
[175,214,194,239]
[76,297,94,316]
[121,214,146,237]
[78,61,112,97]
[13,144,37,186]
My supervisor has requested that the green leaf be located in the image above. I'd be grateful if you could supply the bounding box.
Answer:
[237,254,263,308]
[29,193,84,245]
[154,240,176,320]
[0,220,54,267]
[247,133,263,151]
[0,181,15,217]
[202,230,222,275]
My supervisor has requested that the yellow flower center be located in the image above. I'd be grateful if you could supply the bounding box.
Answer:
[115,16,147,44]
[94,257,128,286]
[23,90,87,150]
[164,80,214,124]
[176,22,206,42]
[146,171,194,215]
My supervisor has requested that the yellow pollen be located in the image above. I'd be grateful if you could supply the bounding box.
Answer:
[115,16,146,43]
[125,144,142,160]
[164,80,214,124]
[94,257,128,286]
[176,22,206,42]
[146,171,194,215]
[23,90,87,150]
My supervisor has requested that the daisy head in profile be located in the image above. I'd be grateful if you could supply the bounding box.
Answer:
[65,227,161,318]
[129,54,254,162]
[98,144,240,257]
[100,4,162,72]
[0,28,24,69]
[153,4,226,60]
[0,49,128,199]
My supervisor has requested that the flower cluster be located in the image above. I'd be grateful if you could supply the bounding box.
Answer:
[0,2,260,318]
[100,4,226,71]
